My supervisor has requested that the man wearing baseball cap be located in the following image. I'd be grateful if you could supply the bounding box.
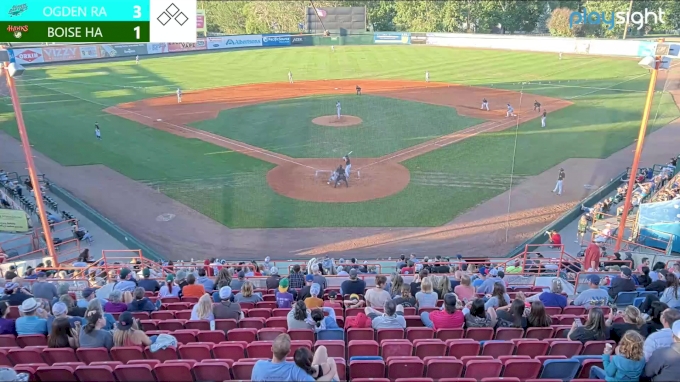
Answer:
[572,275,609,308]
[340,269,366,297]
[644,320,680,381]
[113,268,137,293]
[138,268,161,293]
[476,268,502,295]
[608,267,636,299]
[276,279,294,309]
[213,286,243,321]
[266,267,281,290]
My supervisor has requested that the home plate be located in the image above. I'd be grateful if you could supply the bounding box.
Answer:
[156,119,162,122]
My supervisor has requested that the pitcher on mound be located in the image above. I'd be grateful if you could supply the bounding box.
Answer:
[336,101,341,120]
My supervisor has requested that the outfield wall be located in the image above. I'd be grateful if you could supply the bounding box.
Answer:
[8,32,658,65]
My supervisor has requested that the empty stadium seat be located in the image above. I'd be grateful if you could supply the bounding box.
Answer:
[514,340,549,357]
[213,342,246,361]
[227,328,257,342]
[524,327,554,340]
[288,329,315,342]
[114,364,156,382]
[110,346,144,364]
[386,356,424,379]
[317,329,345,341]
[347,328,374,342]
[382,339,413,359]
[349,359,385,380]
[36,365,77,382]
[258,327,286,341]
[153,362,193,382]
[8,348,44,365]
[494,328,524,340]
[436,328,464,340]
[74,365,116,382]
[465,328,494,341]
[232,360,257,380]
[413,339,446,358]
[539,359,581,380]
[463,359,502,379]
[178,343,213,362]
[42,348,78,365]
[193,360,232,381]
[377,329,405,342]
[315,340,345,358]
[247,342,274,359]
[446,339,480,358]
[406,327,434,341]
[424,357,463,379]
[349,340,380,358]
[501,358,542,379]
[581,340,615,355]
[548,341,583,357]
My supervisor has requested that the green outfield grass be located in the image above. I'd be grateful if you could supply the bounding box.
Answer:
[0,46,678,228]
[189,94,483,158]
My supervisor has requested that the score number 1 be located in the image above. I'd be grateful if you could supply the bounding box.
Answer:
[133,5,141,40]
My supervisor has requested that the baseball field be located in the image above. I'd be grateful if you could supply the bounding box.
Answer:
[0,45,679,258]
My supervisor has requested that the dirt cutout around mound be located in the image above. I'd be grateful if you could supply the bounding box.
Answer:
[106,79,571,203]
[312,115,363,127]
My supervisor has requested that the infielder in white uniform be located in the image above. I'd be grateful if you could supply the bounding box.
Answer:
[176,88,182,103]
[481,98,489,111]
[506,104,515,117]
[425,71,430,82]
[135,55,139,65]
[336,101,341,120]
[95,122,101,140]
[331,45,335,52]
[541,110,547,128]
[288,71,293,84]
[559,52,563,60]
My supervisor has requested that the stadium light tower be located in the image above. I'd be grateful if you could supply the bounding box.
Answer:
[2,56,59,266]
[615,39,668,252]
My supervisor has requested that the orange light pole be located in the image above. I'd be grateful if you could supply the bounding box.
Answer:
[615,46,663,252]
[4,62,59,266]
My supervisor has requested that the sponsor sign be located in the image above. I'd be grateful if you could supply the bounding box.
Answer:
[168,38,207,52]
[196,9,206,32]
[208,35,262,50]
[0,209,28,233]
[43,46,81,62]
[374,32,410,44]
[262,34,290,47]
[99,43,148,57]
[146,43,169,54]
[411,32,426,45]
[291,35,312,46]
[79,45,101,60]
[11,47,43,64]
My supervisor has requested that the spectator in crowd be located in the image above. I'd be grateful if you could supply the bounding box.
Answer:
[392,284,417,308]
[86,299,115,331]
[336,266,349,277]
[250,334,315,381]
[138,268,160,293]
[47,315,79,349]
[288,301,314,330]
[650,262,666,282]
[496,299,528,329]
[389,274,403,298]
[646,302,670,334]
[191,294,215,321]
[266,267,281,290]
[324,291,341,309]
[288,265,305,290]
[365,275,391,308]
[476,268,502,294]
[1,283,32,306]
[175,270,189,289]
[95,273,116,300]
[16,298,48,335]
[454,274,476,302]
[590,330,646,381]
[639,266,653,288]
[607,306,649,343]
[4,266,17,281]
[340,269,365,297]
[644,320,680,381]
[213,287,243,321]
[310,306,339,333]
[608,267,637,299]
[583,243,602,271]
[572,275,609,308]
[465,298,496,328]
[505,260,523,274]
[0,367,29,381]
[276,279,295,309]
[61,295,85,317]
[182,274,206,299]
[637,257,651,273]
[235,281,263,304]
[312,265,327,290]
[415,277,438,308]
[126,287,157,313]
[526,301,552,328]
[230,271,246,291]
[297,275,316,301]
[568,308,608,343]
[113,268,137,293]
[78,310,113,350]
[410,269,429,296]
[193,268,214,292]
[304,284,323,309]
[103,290,127,313]
[0,302,15,335]
[526,278,567,308]
[421,293,464,329]
[77,288,97,308]
[366,300,406,329]
[433,275,452,299]
[644,308,680,360]
[293,346,339,382]
[343,294,365,310]
[31,272,58,302]
[159,275,181,298]
[645,269,668,294]
[484,282,511,310]
[214,268,232,290]
[113,312,154,347]
[400,261,415,275]
[660,272,680,308]
[46,302,82,335]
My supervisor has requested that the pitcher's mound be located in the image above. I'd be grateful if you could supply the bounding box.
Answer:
[312,115,362,127]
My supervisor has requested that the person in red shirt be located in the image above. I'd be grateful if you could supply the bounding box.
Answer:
[323,291,342,308]
[583,243,601,271]
[400,261,415,275]
[549,230,562,246]
[420,294,464,329]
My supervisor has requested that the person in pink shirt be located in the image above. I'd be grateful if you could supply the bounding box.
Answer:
[454,275,476,302]
[420,294,465,329]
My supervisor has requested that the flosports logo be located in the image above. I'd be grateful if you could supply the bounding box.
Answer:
[8,4,27,17]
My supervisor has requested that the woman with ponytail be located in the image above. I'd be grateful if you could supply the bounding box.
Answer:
[159,274,180,298]
[78,310,113,349]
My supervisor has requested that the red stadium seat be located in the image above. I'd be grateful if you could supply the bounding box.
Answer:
[345,308,363,317]
[463,359,502,380]
[151,311,175,320]
[36,365,77,382]
[16,334,47,347]
[153,363,193,382]
[247,341,274,359]
[158,319,185,331]
[256,301,277,309]
[544,307,562,316]
[174,311,192,320]
[288,329,315,342]
[193,361,232,381]
[406,327,434,342]
[144,346,178,362]
[577,359,604,379]
[130,312,150,320]
[333,357,347,381]
[502,358,542,379]
[42,348,78,365]
[185,320,211,330]
[353,379,389,382]
[315,340,345,358]
[446,339,480,358]
[197,330,226,343]
[181,297,199,304]
[227,328,257,342]
[524,327,554,340]
[436,328,464,340]
[171,329,197,344]
[413,339,447,358]
[214,319,238,332]
[548,341,583,357]
[395,379,433,382]
[75,365,116,382]
[289,340,313,355]
[178,343,213,362]
[110,346,144,364]
[0,334,17,347]
[349,359,385,380]
[239,317,266,329]
[481,341,515,358]
[514,340,549,357]
[349,340,380,358]
[377,329,404,342]
[581,340,615,355]
[213,342,246,362]
[231,361,257,380]
[494,328,524,340]
[248,308,272,318]
[258,327,286,340]
[114,364,157,382]
[424,357,463,379]
[160,297,180,304]
[386,356,424,379]
[139,320,158,331]
[265,317,288,329]
[381,339,413,359]
[465,328,494,341]
[347,328,374,342]
[562,306,586,316]
[272,308,289,317]
[8,348,44,365]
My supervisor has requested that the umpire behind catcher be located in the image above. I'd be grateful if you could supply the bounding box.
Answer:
[334,165,349,188]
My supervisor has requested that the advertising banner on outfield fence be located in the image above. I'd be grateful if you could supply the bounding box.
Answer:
[374,32,410,44]
[208,35,263,50]
[262,34,291,47]
[168,39,207,52]
[411,32,426,45]
[78,45,102,60]
[196,9,207,34]
[100,44,149,58]
[0,209,29,233]
[146,43,169,55]
[290,35,312,46]
[9,48,44,64]
[41,45,102,62]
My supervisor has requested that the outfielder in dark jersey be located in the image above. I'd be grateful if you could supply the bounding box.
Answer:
[534,100,541,112]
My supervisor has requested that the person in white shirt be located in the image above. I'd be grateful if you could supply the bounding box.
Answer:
[176,88,182,103]
[336,101,341,120]
[643,308,680,360]
[288,71,293,84]
[425,71,430,82]
[135,55,139,64]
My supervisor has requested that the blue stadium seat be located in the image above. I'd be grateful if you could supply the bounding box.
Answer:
[637,291,658,299]
[633,297,645,309]
[613,292,638,307]
[349,356,384,361]
[539,359,581,381]
[317,329,345,341]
